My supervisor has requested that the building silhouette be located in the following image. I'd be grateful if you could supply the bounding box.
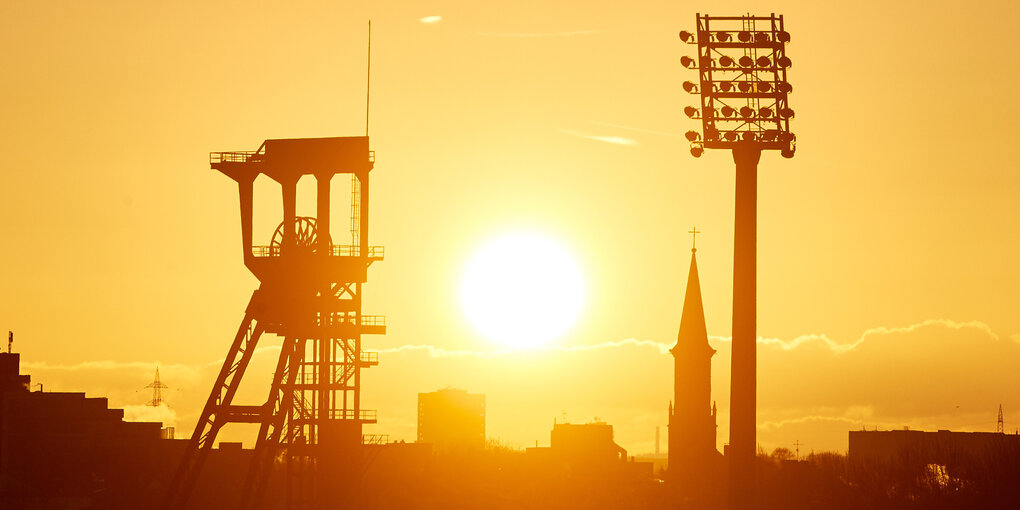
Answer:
[0,350,173,508]
[550,421,628,462]
[850,428,1020,464]
[417,388,486,450]
[667,241,722,495]
[525,420,652,481]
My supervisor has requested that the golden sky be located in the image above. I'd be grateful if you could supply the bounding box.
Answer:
[1,0,1019,454]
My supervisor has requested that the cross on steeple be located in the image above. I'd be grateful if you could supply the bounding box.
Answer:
[689,226,701,252]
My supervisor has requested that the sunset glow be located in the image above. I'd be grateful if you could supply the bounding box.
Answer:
[3,3,1020,500]
[461,233,585,348]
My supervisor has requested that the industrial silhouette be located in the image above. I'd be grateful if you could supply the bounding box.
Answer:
[3,9,1019,510]
[164,136,385,509]
[680,13,796,508]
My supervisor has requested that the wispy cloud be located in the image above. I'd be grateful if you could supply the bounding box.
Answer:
[123,403,178,426]
[475,30,602,38]
[586,121,682,138]
[709,319,999,355]
[758,406,878,432]
[21,344,283,374]
[419,16,442,24]
[560,129,636,146]
[380,338,670,358]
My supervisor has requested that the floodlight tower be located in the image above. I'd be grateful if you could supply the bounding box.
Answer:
[678,13,795,509]
[163,137,385,510]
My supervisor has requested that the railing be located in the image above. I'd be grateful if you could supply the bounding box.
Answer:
[210,151,373,164]
[251,246,279,257]
[359,315,386,327]
[329,245,385,258]
[291,373,349,386]
[296,409,377,421]
[360,351,379,364]
[325,409,377,421]
[362,433,389,445]
[210,151,262,164]
[317,314,386,328]
[250,245,384,258]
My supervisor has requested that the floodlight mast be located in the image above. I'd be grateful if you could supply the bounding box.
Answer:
[679,13,795,510]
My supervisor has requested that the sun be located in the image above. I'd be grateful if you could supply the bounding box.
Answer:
[461,232,585,348]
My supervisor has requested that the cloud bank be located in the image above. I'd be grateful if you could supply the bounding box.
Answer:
[17,319,1018,455]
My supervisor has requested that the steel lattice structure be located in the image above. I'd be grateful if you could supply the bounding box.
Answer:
[163,136,384,510]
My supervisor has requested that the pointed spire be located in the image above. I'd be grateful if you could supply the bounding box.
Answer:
[672,235,714,356]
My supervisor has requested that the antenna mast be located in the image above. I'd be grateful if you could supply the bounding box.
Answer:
[998,404,1005,433]
[366,20,371,136]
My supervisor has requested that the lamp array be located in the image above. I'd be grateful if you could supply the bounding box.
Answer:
[679,29,791,45]
[681,14,796,158]
[683,105,794,120]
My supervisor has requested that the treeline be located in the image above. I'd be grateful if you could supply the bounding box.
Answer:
[757,445,1020,510]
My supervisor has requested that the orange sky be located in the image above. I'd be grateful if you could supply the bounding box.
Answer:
[1,0,1019,455]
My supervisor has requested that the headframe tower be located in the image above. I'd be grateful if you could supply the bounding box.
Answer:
[163,136,385,509]
[679,13,795,509]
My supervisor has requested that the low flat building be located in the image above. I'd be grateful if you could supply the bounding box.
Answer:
[849,429,1020,465]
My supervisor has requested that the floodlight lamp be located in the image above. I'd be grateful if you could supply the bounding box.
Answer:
[741,131,755,142]
[683,81,699,93]
[777,31,791,43]
[756,56,771,68]
[738,82,751,93]
[759,107,774,118]
[777,56,792,68]
[724,131,738,141]
[779,108,795,118]
[685,130,701,142]
[720,82,734,92]
[778,82,793,93]
[755,32,770,43]
[740,106,755,118]
[679,30,694,42]
[758,82,772,92]
[720,56,735,67]
[738,30,752,42]
[716,31,731,42]
[739,56,754,68]
[691,144,705,158]
[721,106,735,117]
[762,130,778,141]
[684,106,700,118]
[680,56,696,68]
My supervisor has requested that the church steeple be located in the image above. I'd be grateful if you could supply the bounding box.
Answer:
[671,229,714,357]
[668,227,720,495]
